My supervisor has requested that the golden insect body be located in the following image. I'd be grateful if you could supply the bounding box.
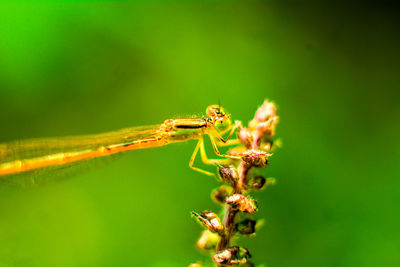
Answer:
[0,105,241,178]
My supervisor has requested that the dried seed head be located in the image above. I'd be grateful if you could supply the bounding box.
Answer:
[217,165,239,185]
[192,210,224,233]
[236,218,257,236]
[247,175,266,191]
[213,246,251,265]
[211,185,233,205]
[196,230,220,251]
[240,150,270,168]
[248,100,279,145]
[213,248,235,265]
[225,194,257,214]
[256,117,279,138]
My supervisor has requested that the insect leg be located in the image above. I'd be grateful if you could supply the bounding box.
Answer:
[189,138,216,177]
[208,133,241,160]
[212,120,242,144]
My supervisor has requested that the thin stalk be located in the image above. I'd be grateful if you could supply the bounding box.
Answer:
[217,161,251,252]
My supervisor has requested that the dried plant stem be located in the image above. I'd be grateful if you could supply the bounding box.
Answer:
[218,162,251,252]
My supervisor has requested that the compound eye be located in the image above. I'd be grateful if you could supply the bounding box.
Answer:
[215,117,231,131]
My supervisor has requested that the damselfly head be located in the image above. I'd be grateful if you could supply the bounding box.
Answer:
[206,105,231,131]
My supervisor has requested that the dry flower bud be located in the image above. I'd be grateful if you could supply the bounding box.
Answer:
[239,150,269,168]
[256,117,278,138]
[236,218,257,235]
[213,246,251,265]
[217,165,239,185]
[260,138,282,153]
[248,100,279,143]
[213,248,235,264]
[196,230,220,251]
[253,100,277,122]
[225,194,257,214]
[211,185,233,205]
[238,127,253,149]
[260,140,274,152]
[192,210,224,233]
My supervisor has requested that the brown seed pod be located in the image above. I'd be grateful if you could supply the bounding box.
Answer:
[239,150,270,168]
[211,185,233,205]
[235,218,257,236]
[217,165,239,185]
[192,210,224,234]
[225,194,257,214]
[213,246,251,265]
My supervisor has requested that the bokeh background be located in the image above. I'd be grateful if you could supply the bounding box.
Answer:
[0,1,399,266]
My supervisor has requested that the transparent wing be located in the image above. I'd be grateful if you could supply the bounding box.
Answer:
[0,124,161,162]
[0,124,162,186]
[0,157,112,187]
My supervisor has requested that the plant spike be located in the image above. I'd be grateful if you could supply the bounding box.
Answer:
[190,100,279,267]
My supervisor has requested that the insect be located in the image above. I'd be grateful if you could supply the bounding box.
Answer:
[0,105,241,181]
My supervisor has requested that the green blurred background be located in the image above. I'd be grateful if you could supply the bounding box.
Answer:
[0,1,399,266]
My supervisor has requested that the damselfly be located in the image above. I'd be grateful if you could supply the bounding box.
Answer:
[0,105,241,180]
